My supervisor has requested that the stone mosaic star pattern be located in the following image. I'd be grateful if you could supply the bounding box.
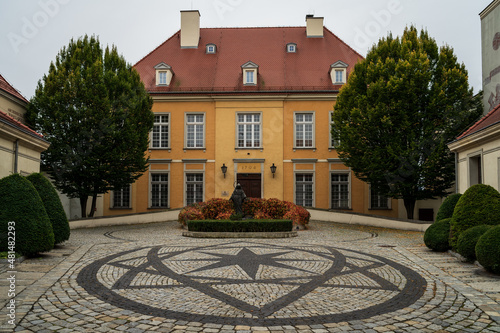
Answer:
[77,241,426,326]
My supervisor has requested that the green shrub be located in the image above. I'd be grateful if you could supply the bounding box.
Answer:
[0,174,54,256]
[456,225,492,261]
[436,193,462,222]
[424,218,451,252]
[187,220,293,232]
[26,173,70,245]
[449,184,500,249]
[476,225,500,274]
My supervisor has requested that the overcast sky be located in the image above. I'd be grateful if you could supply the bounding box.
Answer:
[0,0,493,100]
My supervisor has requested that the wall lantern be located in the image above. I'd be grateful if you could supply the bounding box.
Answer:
[221,163,228,178]
[270,163,277,178]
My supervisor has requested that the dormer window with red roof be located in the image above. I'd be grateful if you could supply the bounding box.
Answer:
[155,62,174,86]
[206,44,216,54]
[241,61,258,85]
[287,43,297,53]
[330,60,348,84]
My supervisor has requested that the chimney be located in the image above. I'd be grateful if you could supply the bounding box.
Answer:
[180,10,200,48]
[306,14,324,38]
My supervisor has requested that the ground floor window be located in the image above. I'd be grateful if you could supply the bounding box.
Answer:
[331,173,349,209]
[113,186,130,208]
[296,173,313,207]
[151,173,168,208]
[370,188,390,209]
[186,173,203,205]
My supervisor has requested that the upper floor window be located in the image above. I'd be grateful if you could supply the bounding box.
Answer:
[206,44,216,54]
[152,114,170,148]
[241,61,258,85]
[237,113,261,148]
[294,112,315,148]
[287,43,297,53]
[330,60,348,85]
[154,62,174,86]
[185,113,205,148]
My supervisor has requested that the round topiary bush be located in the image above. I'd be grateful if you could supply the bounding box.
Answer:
[449,184,500,249]
[0,174,54,256]
[456,225,492,262]
[424,218,451,252]
[475,225,500,274]
[26,173,70,245]
[436,193,462,222]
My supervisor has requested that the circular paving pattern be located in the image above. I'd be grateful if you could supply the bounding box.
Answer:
[77,241,426,326]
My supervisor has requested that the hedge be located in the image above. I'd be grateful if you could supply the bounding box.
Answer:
[475,225,500,274]
[187,220,293,233]
[456,225,492,262]
[0,174,54,256]
[424,218,451,252]
[26,173,70,245]
[436,193,462,222]
[449,184,500,249]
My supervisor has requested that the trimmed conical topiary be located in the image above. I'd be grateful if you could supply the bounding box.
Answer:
[26,173,70,245]
[449,184,500,249]
[436,193,461,223]
[0,174,54,256]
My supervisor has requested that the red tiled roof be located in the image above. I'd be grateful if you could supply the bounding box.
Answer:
[135,27,363,93]
[0,109,45,140]
[0,73,28,103]
[456,103,500,140]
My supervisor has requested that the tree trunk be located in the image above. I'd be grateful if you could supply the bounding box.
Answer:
[80,196,88,218]
[88,193,98,218]
[403,197,416,220]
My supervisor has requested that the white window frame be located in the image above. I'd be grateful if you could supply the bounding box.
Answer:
[330,171,351,209]
[236,112,262,148]
[151,113,170,149]
[185,113,205,149]
[154,62,173,86]
[149,173,169,208]
[330,60,348,85]
[335,70,344,83]
[185,172,204,206]
[295,173,314,207]
[244,69,257,85]
[206,44,216,54]
[294,112,315,148]
[287,43,297,53]
[111,185,131,209]
[369,186,391,210]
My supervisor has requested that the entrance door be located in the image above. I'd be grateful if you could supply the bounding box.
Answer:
[237,173,261,198]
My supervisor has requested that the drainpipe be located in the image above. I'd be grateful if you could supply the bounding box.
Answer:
[14,139,19,173]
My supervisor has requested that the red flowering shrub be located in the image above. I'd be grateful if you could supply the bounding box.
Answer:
[263,198,288,219]
[202,198,234,219]
[283,205,310,226]
[242,198,265,216]
[178,204,204,226]
[216,211,233,220]
[254,210,271,219]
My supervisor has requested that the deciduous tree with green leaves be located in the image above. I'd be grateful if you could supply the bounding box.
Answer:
[27,35,153,218]
[331,26,482,219]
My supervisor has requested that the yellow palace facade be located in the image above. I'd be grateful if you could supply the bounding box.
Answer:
[102,11,421,219]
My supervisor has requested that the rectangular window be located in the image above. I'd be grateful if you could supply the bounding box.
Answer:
[296,173,314,207]
[469,155,482,186]
[245,70,255,84]
[159,71,167,85]
[331,173,349,209]
[237,113,261,148]
[152,114,169,148]
[186,173,203,205]
[335,70,343,83]
[186,114,205,148]
[370,188,389,209]
[113,186,130,208]
[151,173,168,208]
[329,111,339,148]
[295,113,314,148]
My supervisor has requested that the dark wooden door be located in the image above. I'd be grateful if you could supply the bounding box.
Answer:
[237,173,261,198]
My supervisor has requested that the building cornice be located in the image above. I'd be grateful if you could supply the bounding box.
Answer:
[480,0,500,19]
[151,93,338,103]
[0,120,49,152]
[448,122,500,152]
[0,89,28,109]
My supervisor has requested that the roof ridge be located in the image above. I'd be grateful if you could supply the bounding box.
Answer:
[323,27,365,60]
[134,30,181,68]
[0,72,29,103]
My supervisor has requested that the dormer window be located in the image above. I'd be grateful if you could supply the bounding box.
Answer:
[241,61,258,85]
[206,43,216,54]
[155,62,174,86]
[330,60,348,84]
[287,43,297,53]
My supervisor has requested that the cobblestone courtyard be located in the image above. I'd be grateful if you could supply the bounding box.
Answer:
[1,220,500,332]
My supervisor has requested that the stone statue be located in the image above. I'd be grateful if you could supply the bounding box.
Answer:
[230,184,246,216]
